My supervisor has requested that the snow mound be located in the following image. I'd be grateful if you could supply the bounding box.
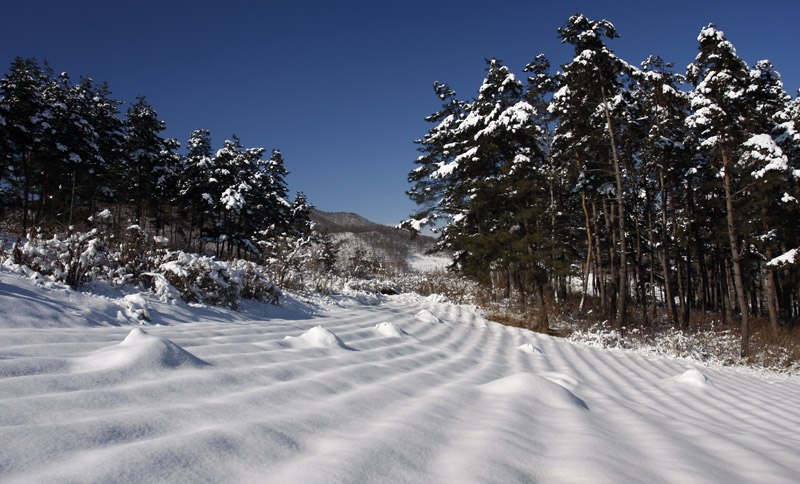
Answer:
[675,368,713,388]
[415,309,442,324]
[539,372,580,391]
[73,328,209,372]
[518,343,543,355]
[481,373,588,410]
[375,322,407,338]
[283,325,353,350]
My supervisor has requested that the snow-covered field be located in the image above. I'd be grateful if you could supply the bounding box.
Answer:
[1,269,800,483]
[406,250,451,273]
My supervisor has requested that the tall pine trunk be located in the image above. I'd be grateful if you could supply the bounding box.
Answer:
[647,211,658,323]
[673,219,689,330]
[765,245,779,333]
[603,199,618,325]
[602,90,627,326]
[659,169,679,327]
[721,148,750,357]
[580,190,593,311]
[21,150,33,232]
[576,154,593,312]
[592,202,606,308]
[68,168,76,227]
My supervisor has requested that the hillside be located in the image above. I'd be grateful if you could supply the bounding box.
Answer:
[310,209,446,273]
[309,209,384,232]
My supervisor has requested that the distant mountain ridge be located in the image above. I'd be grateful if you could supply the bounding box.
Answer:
[309,209,438,272]
[309,209,383,232]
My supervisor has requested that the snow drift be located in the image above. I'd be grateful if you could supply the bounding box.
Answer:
[1,268,799,483]
[73,328,210,373]
[282,325,353,350]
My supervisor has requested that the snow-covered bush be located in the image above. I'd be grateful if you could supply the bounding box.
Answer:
[1,225,282,308]
[568,321,800,374]
[232,259,280,305]
[153,251,274,308]
[4,227,109,288]
[568,322,745,366]
[160,252,241,307]
[343,276,401,296]
[140,272,182,303]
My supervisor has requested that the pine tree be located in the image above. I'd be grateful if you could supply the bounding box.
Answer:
[178,129,216,250]
[402,81,468,235]
[121,96,175,227]
[443,58,539,269]
[45,73,113,225]
[209,137,293,258]
[686,24,756,355]
[552,14,630,324]
[633,56,692,326]
[0,58,53,230]
[523,54,574,303]
[248,148,291,255]
[288,191,314,237]
[404,58,551,325]
[80,79,125,216]
[742,60,800,331]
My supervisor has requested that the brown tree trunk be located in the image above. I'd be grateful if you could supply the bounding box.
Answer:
[659,169,679,327]
[535,282,549,331]
[593,202,606,308]
[602,90,628,326]
[580,191,593,311]
[575,153,593,312]
[721,148,750,357]
[68,169,76,227]
[721,257,733,325]
[648,211,658,323]
[673,220,689,330]
[603,199,618,326]
[22,151,33,232]
[765,245,779,333]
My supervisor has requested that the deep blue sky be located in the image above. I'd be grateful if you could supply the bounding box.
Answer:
[2,0,798,226]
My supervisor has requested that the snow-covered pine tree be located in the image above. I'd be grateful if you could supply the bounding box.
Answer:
[211,136,251,256]
[178,129,216,250]
[248,148,292,258]
[210,137,294,258]
[259,149,291,231]
[742,60,800,331]
[45,73,115,226]
[121,96,176,228]
[0,58,54,230]
[405,58,551,326]
[632,55,691,326]
[288,191,314,237]
[401,81,468,236]
[460,59,552,325]
[551,14,630,323]
[523,54,575,302]
[80,79,125,217]
[443,58,535,263]
[686,24,757,355]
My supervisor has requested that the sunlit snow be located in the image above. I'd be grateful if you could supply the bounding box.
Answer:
[1,268,799,483]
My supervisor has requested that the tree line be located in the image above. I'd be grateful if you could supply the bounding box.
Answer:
[403,14,800,356]
[0,57,314,262]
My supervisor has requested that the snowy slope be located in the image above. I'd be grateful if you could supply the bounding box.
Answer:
[1,269,799,483]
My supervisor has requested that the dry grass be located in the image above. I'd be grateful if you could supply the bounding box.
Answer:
[482,292,800,373]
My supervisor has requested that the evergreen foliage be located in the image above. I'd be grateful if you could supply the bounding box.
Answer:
[404,14,800,348]
[0,57,321,294]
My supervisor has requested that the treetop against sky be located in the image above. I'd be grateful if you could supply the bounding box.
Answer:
[1,0,797,226]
